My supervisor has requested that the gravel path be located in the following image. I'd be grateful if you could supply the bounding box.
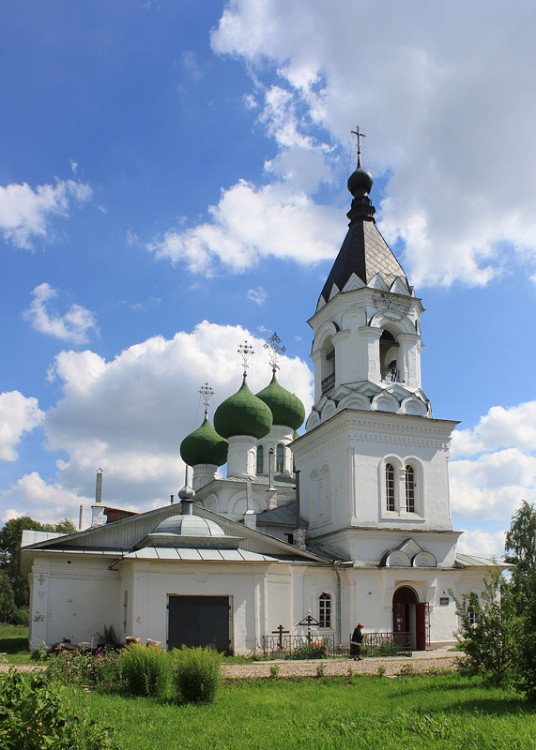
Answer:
[223,651,459,679]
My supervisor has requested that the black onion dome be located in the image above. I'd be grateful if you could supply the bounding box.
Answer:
[347,165,373,198]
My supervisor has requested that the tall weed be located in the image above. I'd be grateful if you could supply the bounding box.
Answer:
[120,643,172,699]
[172,645,221,704]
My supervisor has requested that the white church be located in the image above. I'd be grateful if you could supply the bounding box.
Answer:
[22,147,492,654]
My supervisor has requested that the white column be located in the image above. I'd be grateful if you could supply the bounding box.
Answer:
[359,326,382,384]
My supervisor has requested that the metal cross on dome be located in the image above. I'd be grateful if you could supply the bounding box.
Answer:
[238,340,254,377]
[199,382,214,417]
[264,332,286,372]
[351,125,367,167]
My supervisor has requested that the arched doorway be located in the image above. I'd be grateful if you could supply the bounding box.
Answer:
[392,586,428,651]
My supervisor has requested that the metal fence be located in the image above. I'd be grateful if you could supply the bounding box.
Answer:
[261,631,412,659]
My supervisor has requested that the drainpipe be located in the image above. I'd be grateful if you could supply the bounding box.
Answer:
[334,562,342,647]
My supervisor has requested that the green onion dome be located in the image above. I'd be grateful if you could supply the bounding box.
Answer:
[214,377,273,439]
[180,417,228,467]
[256,372,305,431]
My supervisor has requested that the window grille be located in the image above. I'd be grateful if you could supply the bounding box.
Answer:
[319,592,331,628]
[256,445,264,474]
[386,463,395,511]
[276,443,284,473]
[405,465,415,512]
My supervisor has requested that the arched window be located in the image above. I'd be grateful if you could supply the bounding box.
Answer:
[318,592,332,628]
[386,463,395,512]
[276,443,284,473]
[405,465,415,513]
[256,445,264,474]
[380,330,399,381]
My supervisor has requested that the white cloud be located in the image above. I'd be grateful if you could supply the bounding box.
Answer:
[0,472,91,526]
[0,178,91,249]
[0,391,44,461]
[456,529,506,562]
[41,321,313,513]
[210,0,536,287]
[147,179,341,275]
[452,401,536,458]
[23,283,98,345]
[449,400,536,528]
[247,287,267,305]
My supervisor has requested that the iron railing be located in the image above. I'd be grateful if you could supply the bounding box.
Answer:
[261,631,413,658]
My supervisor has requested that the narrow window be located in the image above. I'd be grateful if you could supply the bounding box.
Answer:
[386,463,395,511]
[405,465,415,513]
[256,445,264,474]
[276,443,284,473]
[319,592,331,628]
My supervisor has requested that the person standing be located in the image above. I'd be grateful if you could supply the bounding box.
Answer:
[350,622,364,660]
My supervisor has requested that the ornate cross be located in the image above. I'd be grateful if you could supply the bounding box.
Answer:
[351,125,367,167]
[264,332,286,373]
[238,340,254,377]
[199,382,214,417]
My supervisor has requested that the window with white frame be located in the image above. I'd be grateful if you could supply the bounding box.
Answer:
[276,443,284,473]
[256,445,264,474]
[386,463,396,512]
[405,464,415,513]
[318,592,332,628]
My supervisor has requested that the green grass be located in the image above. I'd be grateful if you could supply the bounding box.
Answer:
[81,674,536,750]
[0,623,31,663]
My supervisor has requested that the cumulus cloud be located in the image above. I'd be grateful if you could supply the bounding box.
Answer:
[0,472,92,526]
[0,178,91,249]
[0,391,44,461]
[456,529,506,561]
[147,179,341,275]
[209,0,536,287]
[23,283,98,345]
[449,399,536,525]
[42,321,313,512]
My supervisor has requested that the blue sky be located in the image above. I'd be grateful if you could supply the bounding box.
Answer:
[2,0,536,558]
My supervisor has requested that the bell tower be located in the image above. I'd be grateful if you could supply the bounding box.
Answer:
[307,130,430,431]
[293,131,457,547]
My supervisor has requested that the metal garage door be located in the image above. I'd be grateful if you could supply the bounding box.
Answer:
[167,595,230,654]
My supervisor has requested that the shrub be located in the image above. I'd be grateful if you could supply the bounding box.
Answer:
[120,643,172,699]
[172,646,221,704]
[287,641,326,660]
[269,664,280,679]
[0,668,119,750]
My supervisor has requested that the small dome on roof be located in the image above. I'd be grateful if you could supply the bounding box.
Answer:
[214,377,273,439]
[256,372,305,431]
[180,417,228,467]
[347,165,373,198]
[153,513,225,539]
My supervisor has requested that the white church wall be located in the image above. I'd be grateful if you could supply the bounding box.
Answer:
[122,560,291,654]
[28,555,121,649]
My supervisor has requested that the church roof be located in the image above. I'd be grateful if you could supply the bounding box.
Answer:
[256,500,307,528]
[319,160,409,305]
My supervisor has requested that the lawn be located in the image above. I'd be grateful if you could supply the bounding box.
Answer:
[84,674,536,750]
[0,623,32,664]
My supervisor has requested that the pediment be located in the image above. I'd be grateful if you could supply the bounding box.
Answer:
[368,273,389,291]
[341,273,366,293]
[389,276,411,296]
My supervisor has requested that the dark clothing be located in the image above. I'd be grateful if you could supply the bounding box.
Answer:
[350,626,363,657]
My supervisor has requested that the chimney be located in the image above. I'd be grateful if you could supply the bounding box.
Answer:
[91,469,105,526]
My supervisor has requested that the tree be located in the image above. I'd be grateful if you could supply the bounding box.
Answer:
[0,516,77,612]
[0,571,16,623]
[453,500,536,697]
[505,499,536,599]
[452,567,517,686]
